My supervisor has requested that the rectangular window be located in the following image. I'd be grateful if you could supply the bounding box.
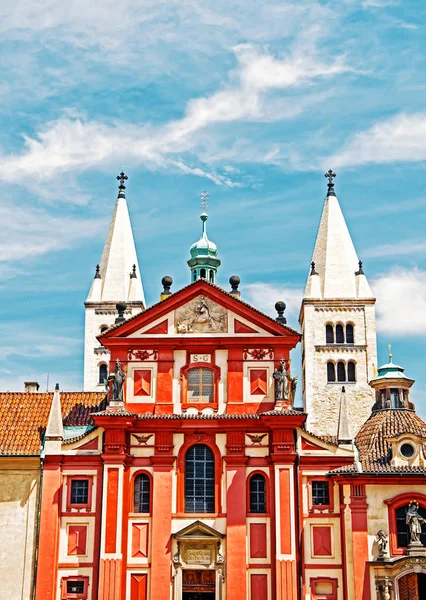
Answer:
[71,479,89,505]
[187,368,214,403]
[67,582,84,594]
[312,481,330,506]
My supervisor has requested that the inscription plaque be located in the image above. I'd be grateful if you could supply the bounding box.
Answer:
[186,547,211,565]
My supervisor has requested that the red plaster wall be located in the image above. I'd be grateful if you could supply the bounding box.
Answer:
[105,468,119,554]
[251,573,268,600]
[250,523,267,558]
[226,464,247,599]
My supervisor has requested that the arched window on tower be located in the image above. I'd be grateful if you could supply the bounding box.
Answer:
[347,361,356,382]
[98,363,108,385]
[327,362,336,383]
[133,473,151,513]
[185,444,215,513]
[337,362,346,382]
[209,269,214,283]
[326,324,334,344]
[193,270,197,282]
[346,324,354,344]
[336,324,344,344]
[249,474,267,513]
[200,268,206,279]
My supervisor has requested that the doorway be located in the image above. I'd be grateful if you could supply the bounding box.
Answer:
[182,570,215,600]
[398,572,426,600]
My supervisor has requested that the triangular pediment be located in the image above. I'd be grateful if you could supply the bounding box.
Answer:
[174,520,224,540]
[100,280,300,341]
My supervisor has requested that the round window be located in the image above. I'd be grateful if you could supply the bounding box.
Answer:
[400,443,415,458]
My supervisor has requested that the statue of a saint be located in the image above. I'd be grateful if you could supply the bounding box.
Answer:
[406,501,425,544]
[376,529,388,555]
[273,359,289,402]
[109,359,126,403]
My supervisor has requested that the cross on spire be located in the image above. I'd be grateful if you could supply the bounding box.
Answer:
[200,190,209,213]
[324,169,336,196]
[117,171,128,198]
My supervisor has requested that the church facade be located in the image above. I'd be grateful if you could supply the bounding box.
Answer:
[2,173,426,600]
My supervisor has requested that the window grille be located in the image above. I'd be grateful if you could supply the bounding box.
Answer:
[70,479,89,505]
[187,368,214,403]
[249,474,267,513]
[185,444,215,513]
[312,481,330,505]
[134,474,151,513]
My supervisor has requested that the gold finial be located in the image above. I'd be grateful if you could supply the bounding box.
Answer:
[388,344,392,361]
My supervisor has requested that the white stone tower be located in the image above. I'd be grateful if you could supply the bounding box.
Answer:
[83,172,145,391]
[299,171,377,438]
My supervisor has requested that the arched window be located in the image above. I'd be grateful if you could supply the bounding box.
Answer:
[249,474,267,513]
[326,324,334,344]
[98,363,108,384]
[327,362,336,382]
[200,268,206,278]
[346,324,354,344]
[336,324,344,344]
[396,504,426,547]
[187,368,214,403]
[134,473,151,513]
[193,270,197,282]
[337,362,346,382]
[347,361,356,382]
[209,269,214,283]
[185,445,215,513]
[99,324,109,334]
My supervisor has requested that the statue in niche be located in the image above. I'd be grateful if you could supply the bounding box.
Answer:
[376,529,388,555]
[406,501,425,544]
[109,359,126,403]
[273,359,289,402]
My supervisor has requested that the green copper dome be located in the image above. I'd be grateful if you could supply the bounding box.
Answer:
[187,207,220,283]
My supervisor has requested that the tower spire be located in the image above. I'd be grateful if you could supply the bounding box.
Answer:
[187,191,221,284]
[84,172,145,391]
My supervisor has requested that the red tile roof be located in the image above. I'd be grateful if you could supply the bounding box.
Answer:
[0,392,106,456]
[330,409,426,475]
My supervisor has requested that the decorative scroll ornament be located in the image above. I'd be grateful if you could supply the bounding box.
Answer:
[243,348,274,360]
[127,349,158,361]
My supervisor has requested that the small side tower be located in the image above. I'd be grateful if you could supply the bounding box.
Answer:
[83,173,145,391]
[300,171,377,438]
[187,191,220,283]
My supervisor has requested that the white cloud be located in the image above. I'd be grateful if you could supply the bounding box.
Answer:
[244,283,303,323]
[373,267,426,335]
[0,202,106,263]
[330,112,426,168]
[365,240,426,258]
[0,41,350,190]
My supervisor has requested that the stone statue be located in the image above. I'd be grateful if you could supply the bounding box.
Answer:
[273,359,289,402]
[406,501,425,544]
[376,529,388,555]
[109,359,126,403]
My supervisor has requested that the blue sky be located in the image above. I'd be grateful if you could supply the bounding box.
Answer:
[1,0,426,415]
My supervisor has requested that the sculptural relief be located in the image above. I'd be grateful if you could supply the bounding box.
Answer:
[175,296,228,333]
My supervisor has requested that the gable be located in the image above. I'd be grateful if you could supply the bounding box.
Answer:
[102,280,299,340]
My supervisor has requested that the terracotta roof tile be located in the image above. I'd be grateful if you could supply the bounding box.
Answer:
[0,392,106,456]
[330,409,426,475]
